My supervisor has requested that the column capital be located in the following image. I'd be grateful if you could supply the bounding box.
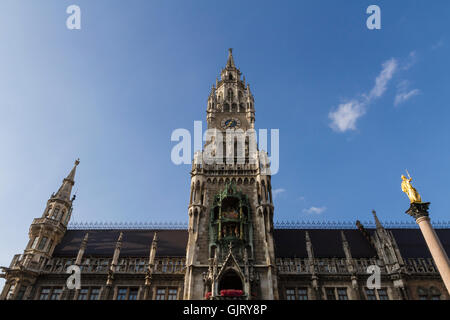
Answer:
[405,202,430,220]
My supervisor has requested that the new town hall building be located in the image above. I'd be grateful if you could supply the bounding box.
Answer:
[1,50,449,301]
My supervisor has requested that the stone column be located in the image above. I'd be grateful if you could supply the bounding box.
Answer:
[406,202,450,294]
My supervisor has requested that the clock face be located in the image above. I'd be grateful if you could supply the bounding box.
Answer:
[221,118,241,129]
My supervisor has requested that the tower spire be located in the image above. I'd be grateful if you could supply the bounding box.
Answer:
[226,48,235,68]
[54,159,79,201]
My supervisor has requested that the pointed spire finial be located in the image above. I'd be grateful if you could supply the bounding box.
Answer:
[65,159,80,183]
[226,48,235,68]
[54,159,79,201]
[372,210,383,229]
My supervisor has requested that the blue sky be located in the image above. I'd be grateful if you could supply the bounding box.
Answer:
[0,0,449,287]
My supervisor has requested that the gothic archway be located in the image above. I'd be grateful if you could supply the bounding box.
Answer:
[219,269,243,291]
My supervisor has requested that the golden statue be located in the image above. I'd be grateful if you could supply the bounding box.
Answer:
[401,170,422,203]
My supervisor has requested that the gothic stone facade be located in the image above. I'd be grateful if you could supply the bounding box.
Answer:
[1,51,449,301]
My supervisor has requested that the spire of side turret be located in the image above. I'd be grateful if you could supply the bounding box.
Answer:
[54,159,79,201]
[226,48,236,68]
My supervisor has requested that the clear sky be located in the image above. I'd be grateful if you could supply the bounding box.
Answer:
[0,0,449,288]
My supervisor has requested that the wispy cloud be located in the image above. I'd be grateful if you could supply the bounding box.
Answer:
[432,39,444,51]
[394,80,420,106]
[368,58,398,98]
[402,51,418,70]
[302,206,327,215]
[272,188,285,199]
[329,58,398,133]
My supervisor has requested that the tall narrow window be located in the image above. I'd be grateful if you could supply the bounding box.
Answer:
[128,288,138,300]
[7,283,16,299]
[90,288,100,300]
[430,287,441,300]
[365,289,376,300]
[337,288,348,300]
[117,288,127,300]
[156,288,166,300]
[16,286,26,300]
[286,289,296,300]
[78,288,88,300]
[31,237,39,249]
[168,288,178,300]
[417,287,428,300]
[52,207,60,219]
[377,289,389,300]
[50,288,62,300]
[297,288,308,300]
[325,288,336,300]
[38,237,48,251]
[59,209,66,221]
[47,240,54,253]
[39,288,50,300]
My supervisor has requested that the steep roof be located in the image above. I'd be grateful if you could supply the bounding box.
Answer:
[52,228,450,259]
[273,229,377,258]
[390,228,450,259]
[53,230,188,257]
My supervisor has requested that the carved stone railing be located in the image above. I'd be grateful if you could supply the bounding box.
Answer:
[152,258,185,274]
[404,258,437,274]
[276,258,387,275]
[276,258,311,274]
[41,257,186,275]
[32,217,66,230]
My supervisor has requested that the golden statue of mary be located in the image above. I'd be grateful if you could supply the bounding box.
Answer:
[401,173,422,204]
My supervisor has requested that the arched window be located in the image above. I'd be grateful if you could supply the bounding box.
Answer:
[210,245,216,259]
[59,209,66,221]
[219,269,242,291]
[417,287,428,300]
[52,207,60,219]
[430,287,441,300]
[227,89,233,101]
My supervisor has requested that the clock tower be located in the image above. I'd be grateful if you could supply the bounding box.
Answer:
[183,49,278,300]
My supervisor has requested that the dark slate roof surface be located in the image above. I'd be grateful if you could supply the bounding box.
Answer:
[53,228,450,259]
[273,229,377,258]
[53,230,188,257]
[390,229,450,259]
